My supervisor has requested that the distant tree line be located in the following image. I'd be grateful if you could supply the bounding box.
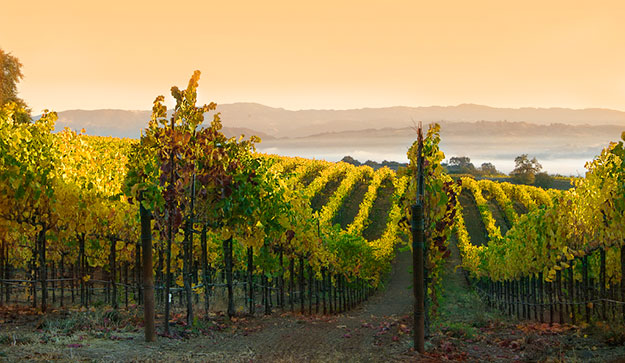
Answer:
[342,154,563,188]
[340,156,407,171]
[442,156,501,176]
[442,154,561,189]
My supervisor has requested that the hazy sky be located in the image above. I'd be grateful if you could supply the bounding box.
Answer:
[2,1,624,113]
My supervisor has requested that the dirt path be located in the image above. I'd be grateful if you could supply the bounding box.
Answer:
[199,249,416,362]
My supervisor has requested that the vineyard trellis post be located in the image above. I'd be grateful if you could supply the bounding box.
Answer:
[412,124,425,354]
[139,195,156,342]
[621,244,625,320]
[164,115,175,334]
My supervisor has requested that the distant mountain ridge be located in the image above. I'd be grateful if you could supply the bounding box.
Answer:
[52,109,275,140]
[216,102,625,138]
[49,103,625,139]
[44,104,625,175]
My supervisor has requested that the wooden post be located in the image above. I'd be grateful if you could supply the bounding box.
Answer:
[71,263,75,304]
[533,275,538,320]
[621,245,625,321]
[289,258,294,312]
[4,247,11,304]
[224,237,234,317]
[412,203,425,354]
[523,277,528,319]
[140,198,156,342]
[0,240,3,305]
[337,275,342,312]
[583,256,590,323]
[569,266,576,325]
[557,270,563,323]
[315,278,319,314]
[329,273,334,314]
[519,279,524,319]
[412,123,426,354]
[538,272,545,323]
[334,274,338,313]
[342,276,347,312]
[308,265,313,315]
[299,257,305,314]
[164,221,173,332]
[136,240,142,305]
[506,280,511,316]
[322,268,327,315]
[201,225,210,316]
[247,247,254,315]
[263,274,270,315]
[39,226,48,312]
[51,262,56,305]
[124,262,129,309]
[183,176,196,326]
[60,256,65,307]
[548,280,554,326]
[279,250,285,310]
[515,280,520,319]
[110,238,118,309]
[600,249,606,320]
[164,115,176,333]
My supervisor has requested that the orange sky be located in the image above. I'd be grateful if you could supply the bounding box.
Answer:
[1,1,624,113]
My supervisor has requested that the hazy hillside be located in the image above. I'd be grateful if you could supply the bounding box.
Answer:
[47,106,625,175]
[49,103,625,139]
[216,103,625,138]
[52,109,275,140]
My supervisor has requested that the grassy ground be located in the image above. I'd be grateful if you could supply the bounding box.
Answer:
[361,178,394,241]
[311,172,346,212]
[334,176,370,229]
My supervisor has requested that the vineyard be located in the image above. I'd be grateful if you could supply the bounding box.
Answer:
[1,73,625,361]
[0,74,414,338]
[455,141,625,326]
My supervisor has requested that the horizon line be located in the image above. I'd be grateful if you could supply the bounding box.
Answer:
[44,102,625,114]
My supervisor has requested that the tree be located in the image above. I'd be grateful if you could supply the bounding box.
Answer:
[534,172,554,189]
[479,162,499,176]
[511,154,542,184]
[340,156,360,166]
[0,49,26,108]
[448,156,475,174]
